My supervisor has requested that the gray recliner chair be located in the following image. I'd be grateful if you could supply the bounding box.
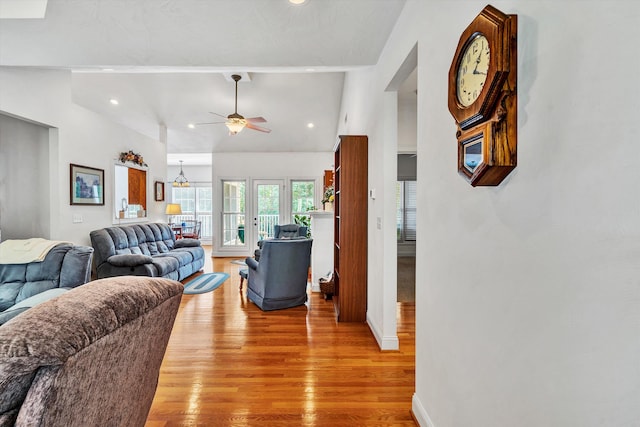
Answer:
[254,224,308,261]
[246,238,313,311]
[0,276,183,426]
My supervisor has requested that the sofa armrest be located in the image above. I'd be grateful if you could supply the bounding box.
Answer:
[174,239,201,248]
[106,254,153,267]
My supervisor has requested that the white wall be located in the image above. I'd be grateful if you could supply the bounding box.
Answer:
[339,0,640,426]
[0,67,167,246]
[398,95,417,153]
[0,114,50,240]
[211,151,333,256]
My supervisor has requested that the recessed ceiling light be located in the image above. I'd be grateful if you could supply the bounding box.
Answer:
[188,123,195,129]
[289,0,306,4]
[307,123,315,128]
[110,99,119,105]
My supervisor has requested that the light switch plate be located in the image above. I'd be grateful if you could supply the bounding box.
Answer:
[72,214,83,223]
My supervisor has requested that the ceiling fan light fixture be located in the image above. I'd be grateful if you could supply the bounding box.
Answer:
[289,0,306,4]
[226,118,246,135]
[200,73,270,134]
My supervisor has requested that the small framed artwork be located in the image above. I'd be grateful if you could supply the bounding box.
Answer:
[70,163,104,205]
[154,181,165,201]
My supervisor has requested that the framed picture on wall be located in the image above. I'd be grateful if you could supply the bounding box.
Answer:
[70,163,104,205]
[154,181,165,201]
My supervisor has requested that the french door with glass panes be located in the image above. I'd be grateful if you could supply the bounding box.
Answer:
[251,180,284,250]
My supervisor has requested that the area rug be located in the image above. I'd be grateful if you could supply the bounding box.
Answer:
[183,273,229,295]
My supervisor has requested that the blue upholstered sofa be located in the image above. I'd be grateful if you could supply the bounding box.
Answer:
[0,242,94,325]
[90,223,204,281]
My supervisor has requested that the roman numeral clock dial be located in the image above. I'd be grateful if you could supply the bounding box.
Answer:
[456,35,490,107]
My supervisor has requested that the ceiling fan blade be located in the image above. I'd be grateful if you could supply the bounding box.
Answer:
[194,121,226,126]
[246,122,271,133]
[209,112,229,120]
[246,117,267,123]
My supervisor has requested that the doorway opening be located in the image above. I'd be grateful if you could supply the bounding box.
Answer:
[384,44,417,350]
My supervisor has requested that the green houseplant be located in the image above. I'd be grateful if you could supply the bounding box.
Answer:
[293,214,312,238]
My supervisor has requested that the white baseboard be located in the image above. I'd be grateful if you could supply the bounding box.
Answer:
[366,312,399,350]
[412,393,435,427]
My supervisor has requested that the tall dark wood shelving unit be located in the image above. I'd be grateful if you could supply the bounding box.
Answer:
[333,135,368,322]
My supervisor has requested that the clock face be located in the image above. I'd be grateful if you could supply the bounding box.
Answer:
[456,34,490,107]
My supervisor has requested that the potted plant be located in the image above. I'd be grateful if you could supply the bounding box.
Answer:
[237,223,245,243]
[294,213,313,238]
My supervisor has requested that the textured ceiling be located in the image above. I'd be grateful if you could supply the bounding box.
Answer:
[0,0,407,161]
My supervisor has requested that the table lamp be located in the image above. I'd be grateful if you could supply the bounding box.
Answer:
[165,203,182,224]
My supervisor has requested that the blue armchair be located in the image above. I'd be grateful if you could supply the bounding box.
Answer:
[254,223,308,261]
[245,238,313,311]
[273,224,308,239]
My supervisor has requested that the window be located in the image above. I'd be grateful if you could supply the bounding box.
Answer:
[396,180,416,242]
[172,187,195,214]
[171,185,213,241]
[291,180,315,236]
[291,180,315,230]
[222,180,246,246]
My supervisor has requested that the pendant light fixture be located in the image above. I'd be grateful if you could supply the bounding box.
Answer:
[172,160,190,187]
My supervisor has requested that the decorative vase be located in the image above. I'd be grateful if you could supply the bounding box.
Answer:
[324,202,333,212]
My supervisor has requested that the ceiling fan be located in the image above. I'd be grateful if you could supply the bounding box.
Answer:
[196,74,271,135]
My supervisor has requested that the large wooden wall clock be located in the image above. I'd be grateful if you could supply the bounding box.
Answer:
[448,5,517,186]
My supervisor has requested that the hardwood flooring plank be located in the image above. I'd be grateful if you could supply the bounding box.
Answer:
[146,253,416,426]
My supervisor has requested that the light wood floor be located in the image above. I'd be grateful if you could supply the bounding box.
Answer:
[145,252,416,426]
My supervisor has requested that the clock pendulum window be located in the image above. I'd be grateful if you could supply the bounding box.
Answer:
[448,5,518,186]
